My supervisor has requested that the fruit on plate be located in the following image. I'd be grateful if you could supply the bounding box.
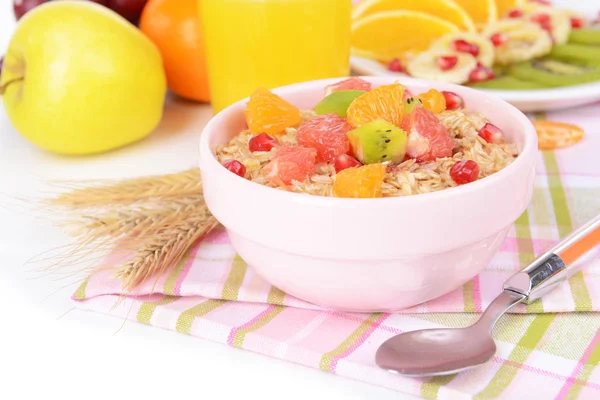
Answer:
[324,77,372,95]
[297,114,352,163]
[468,75,547,89]
[549,44,600,67]
[333,163,387,198]
[263,144,317,186]
[346,120,407,164]
[430,32,495,67]
[346,83,406,127]
[532,120,584,150]
[351,10,460,62]
[406,50,477,84]
[452,0,497,27]
[140,0,210,102]
[314,90,366,117]
[401,105,453,162]
[482,19,552,65]
[246,88,301,135]
[351,0,475,32]
[519,3,572,45]
[494,0,525,20]
[569,28,600,46]
[13,0,149,23]
[0,1,166,155]
[507,59,600,87]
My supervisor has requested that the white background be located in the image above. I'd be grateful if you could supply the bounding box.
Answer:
[0,1,412,399]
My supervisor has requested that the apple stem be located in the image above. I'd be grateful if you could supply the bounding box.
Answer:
[0,77,24,95]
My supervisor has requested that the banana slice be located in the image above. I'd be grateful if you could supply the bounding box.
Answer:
[406,50,477,84]
[430,32,495,67]
[482,20,552,65]
[519,3,572,45]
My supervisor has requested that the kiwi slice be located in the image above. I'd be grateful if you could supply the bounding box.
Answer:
[314,90,365,117]
[346,119,407,164]
[507,59,600,87]
[403,97,423,114]
[468,76,549,90]
[549,44,600,67]
[569,28,600,46]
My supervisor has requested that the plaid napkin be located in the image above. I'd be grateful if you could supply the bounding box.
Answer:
[72,109,600,399]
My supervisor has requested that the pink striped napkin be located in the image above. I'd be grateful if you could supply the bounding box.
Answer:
[73,109,600,399]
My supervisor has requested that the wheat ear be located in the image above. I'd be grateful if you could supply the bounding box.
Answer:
[50,168,202,207]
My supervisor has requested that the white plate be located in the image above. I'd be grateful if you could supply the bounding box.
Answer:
[349,1,600,112]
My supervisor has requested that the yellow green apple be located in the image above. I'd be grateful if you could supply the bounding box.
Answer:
[0,0,166,155]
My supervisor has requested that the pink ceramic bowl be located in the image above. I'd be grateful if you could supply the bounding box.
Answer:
[199,76,537,312]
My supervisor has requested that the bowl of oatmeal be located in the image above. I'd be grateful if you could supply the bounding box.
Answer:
[199,76,537,312]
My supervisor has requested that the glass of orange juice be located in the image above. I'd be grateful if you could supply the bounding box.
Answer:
[200,0,352,113]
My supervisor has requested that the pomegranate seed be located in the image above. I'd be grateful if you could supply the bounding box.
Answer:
[507,9,524,18]
[478,123,504,144]
[334,154,362,173]
[223,160,246,177]
[468,63,495,83]
[437,55,458,71]
[441,91,464,111]
[571,17,584,29]
[249,132,278,152]
[452,39,480,57]
[387,58,406,73]
[490,32,508,47]
[450,160,480,185]
[531,13,551,30]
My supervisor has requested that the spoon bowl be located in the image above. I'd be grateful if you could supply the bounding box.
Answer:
[376,326,497,376]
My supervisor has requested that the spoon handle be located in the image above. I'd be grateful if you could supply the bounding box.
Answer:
[504,213,600,303]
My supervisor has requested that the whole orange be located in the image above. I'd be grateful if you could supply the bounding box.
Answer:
[140,0,210,102]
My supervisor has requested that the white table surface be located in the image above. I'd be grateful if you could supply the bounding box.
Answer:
[0,3,415,400]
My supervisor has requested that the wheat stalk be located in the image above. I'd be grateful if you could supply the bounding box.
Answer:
[42,168,221,292]
[115,211,219,292]
[50,168,202,208]
[61,195,205,241]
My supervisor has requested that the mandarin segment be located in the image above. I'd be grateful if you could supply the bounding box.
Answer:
[333,163,387,198]
[417,89,447,113]
[347,83,406,128]
[246,87,301,135]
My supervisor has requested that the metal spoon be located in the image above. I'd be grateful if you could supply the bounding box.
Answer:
[376,214,600,377]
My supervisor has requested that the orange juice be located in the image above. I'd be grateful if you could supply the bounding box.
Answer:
[200,0,352,112]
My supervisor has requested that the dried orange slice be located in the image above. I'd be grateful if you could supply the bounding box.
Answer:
[347,83,406,127]
[352,0,475,32]
[533,121,584,150]
[351,11,459,62]
[246,87,301,135]
[452,0,497,26]
[333,163,387,198]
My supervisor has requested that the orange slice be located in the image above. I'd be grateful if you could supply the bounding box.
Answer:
[347,83,405,128]
[333,163,387,198]
[352,0,475,32]
[351,11,460,62]
[532,121,584,150]
[494,0,525,19]
[452,0,497,27]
